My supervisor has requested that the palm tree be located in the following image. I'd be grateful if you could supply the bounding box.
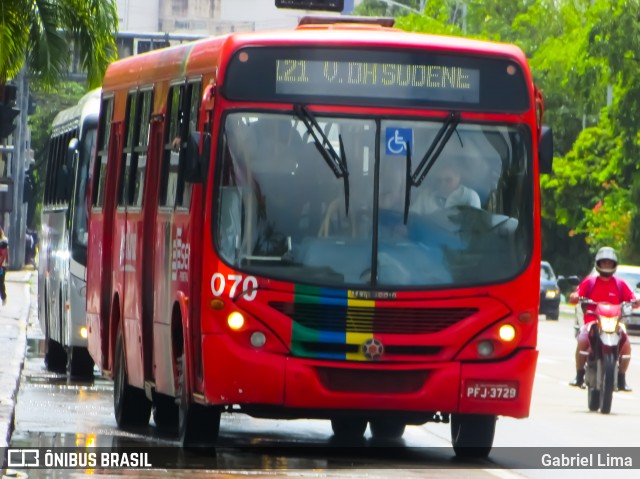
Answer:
[0,0,119,88]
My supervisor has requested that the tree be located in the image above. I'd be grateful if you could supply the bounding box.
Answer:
[0,0,119,89]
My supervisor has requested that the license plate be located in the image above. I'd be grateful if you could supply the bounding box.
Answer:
[465,381,518,400]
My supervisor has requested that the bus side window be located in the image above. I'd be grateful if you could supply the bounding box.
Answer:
[131,89,153,208]
[159,85,182,208]
[176,80,201,208]
[118,92,140,207]
[159,80,201,209]
[93,97,114,208]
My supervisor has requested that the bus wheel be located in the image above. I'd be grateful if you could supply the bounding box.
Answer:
[451,414,496,459]
[153,393,178,432]
[113,326,151,428]
[177,353,220,447]
[330,418,368,441]
[67,346,95,379]
[369,419,406,440]
[44,338,67,374]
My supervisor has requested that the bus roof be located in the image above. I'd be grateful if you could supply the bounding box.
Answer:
[102,24,531,92]
[52,88,101,135]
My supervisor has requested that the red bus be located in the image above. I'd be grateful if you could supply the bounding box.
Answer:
[87,15,553,457]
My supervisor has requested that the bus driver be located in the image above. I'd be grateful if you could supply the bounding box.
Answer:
[411,157,481,215]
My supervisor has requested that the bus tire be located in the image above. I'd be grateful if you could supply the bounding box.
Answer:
[113,325,151,428]
[44,338,67,374]
[43,286,66,373]
[451,414,496,459]
[599,352,616,414]
[330,418,368,441]
[177,353,220,447]
[369,419,406,440]
[546,311,559,321]
[67,346,95,379]
[153,393,179,432]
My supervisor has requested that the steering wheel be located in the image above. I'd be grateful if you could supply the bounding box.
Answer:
[318,198,359,238]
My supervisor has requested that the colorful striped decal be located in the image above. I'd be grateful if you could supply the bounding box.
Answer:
[291,285,375,361]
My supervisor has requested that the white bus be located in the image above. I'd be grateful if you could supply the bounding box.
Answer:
[39,89,100,378]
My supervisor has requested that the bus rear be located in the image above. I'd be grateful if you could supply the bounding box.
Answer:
[194,24,551,456]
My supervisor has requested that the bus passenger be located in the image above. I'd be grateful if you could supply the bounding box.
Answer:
[411,158,481,215]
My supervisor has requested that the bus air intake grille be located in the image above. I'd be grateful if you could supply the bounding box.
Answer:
[316,368,428,393]
[269,302,477,334]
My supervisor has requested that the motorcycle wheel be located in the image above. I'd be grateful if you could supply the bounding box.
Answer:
[587,386,600,411]
[599,352,616,414]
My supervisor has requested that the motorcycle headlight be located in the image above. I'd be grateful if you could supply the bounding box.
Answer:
[600,316,618,333]
[545,289,559,299]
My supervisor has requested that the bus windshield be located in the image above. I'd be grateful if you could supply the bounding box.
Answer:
[216,112,532,288]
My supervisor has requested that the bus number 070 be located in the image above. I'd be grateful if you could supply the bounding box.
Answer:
[211,273,258,301]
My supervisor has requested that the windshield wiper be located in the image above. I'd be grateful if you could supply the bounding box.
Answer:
[403,142,412,225]
[403,112,461,223]
[411,112,460,187]
[294,105,350,215]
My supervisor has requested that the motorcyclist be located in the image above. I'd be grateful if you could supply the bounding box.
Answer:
[568,246,636,391]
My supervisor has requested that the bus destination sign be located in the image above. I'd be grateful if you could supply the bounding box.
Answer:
[275,59,480,103]
[224,47,530,112]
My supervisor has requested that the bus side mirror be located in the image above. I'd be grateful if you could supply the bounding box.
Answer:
[200,132,211,179]
[184,132,204,183]
[539,126,553,174]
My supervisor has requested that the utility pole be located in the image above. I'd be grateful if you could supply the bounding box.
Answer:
[8,70,28,270]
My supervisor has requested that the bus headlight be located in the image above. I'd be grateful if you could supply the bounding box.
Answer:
[80,327,88,339]
[499,324,516,342]
[227,312,245,330]
[455,316,528,361]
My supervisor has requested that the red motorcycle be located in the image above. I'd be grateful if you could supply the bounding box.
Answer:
[580,299,631,414]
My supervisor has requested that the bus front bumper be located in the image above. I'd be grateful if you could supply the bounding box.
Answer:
[201,334,537,419]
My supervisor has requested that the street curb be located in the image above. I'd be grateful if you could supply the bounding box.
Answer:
[0,272,32,454]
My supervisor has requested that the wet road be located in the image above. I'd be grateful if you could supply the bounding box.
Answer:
[6,309,640,478]
[6,312,520,479]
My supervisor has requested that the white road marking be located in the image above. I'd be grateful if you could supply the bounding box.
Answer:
[483,467,527,479]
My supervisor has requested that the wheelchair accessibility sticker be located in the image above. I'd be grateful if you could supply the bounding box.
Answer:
[386,127,413,156]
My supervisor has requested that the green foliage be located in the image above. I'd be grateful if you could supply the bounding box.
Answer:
[29,81,86,156]
[577,188,634,253]
[354,0,421,17]
[0,0,119,88]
